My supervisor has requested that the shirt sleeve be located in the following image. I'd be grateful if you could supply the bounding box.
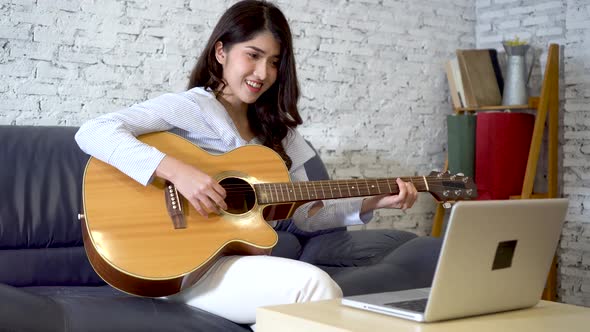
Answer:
[285,132,374,232]
[75,92,199,186]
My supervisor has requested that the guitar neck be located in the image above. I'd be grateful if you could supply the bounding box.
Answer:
[254,177,430,204]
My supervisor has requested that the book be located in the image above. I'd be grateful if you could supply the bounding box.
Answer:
[488,49,504,96]
[456,49,502,107]
[475,113,535,200]
[447,113,476,178]
[445,59,465,108]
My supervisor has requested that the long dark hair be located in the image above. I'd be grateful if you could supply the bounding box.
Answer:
[188,0,301,169]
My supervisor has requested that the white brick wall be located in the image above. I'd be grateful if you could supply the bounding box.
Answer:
[0,0,475,236]
[561,0,590,307]
[476,0,590,306]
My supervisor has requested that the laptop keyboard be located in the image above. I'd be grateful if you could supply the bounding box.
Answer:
[383,298,428,313]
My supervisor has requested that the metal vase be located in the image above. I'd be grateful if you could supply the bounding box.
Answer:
[502,43,531,106]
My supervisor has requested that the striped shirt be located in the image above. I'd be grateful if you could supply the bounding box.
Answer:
[75,87,372,232]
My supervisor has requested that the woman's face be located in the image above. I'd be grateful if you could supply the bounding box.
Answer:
[215,31,280,110]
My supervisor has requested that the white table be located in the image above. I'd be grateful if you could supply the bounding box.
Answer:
[257,299,590,332]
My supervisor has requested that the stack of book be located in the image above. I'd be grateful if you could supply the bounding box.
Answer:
[445,49,504,109]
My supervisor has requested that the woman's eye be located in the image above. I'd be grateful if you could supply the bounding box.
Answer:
[248,53,258,59]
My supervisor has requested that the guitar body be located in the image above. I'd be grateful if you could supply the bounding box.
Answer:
[82,132,291,297]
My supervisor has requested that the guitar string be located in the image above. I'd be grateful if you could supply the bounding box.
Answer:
[218,181,471,189]
[217,176,469,183]
[207,177,473,196]
[220,189,470,196]
[218,180,471,190]
[219,184,472,195]
[217,177,471,187]
[220,184,468,191]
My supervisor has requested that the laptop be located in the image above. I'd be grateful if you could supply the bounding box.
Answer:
[341,198,568,322]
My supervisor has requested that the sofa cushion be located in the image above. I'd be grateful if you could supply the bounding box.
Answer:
[0,284,251,332]
[0,126,88,248]
[0,247,103,286]
[0,283,66,332]
[302,140,330,181]
[0,126,101,287]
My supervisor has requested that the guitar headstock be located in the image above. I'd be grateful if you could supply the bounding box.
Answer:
[426,171,478,202]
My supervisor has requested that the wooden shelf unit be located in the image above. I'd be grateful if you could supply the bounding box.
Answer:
[432,44,560,301]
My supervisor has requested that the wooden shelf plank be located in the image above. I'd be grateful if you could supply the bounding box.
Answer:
[454,97,540,112]
[456,104,529,112]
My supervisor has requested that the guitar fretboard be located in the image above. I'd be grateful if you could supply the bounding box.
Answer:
[253,177,429,204]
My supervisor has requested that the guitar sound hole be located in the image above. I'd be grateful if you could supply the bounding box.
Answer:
[219,177,255,214]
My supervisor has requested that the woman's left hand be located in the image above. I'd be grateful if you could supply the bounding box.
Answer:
[362,178,418,212]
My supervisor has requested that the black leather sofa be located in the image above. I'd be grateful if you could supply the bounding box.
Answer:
[0,125,442,331]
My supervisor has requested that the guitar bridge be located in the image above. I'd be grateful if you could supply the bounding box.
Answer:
[165,181,186,229]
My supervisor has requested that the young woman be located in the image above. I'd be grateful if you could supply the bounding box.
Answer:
[75,0,418,325]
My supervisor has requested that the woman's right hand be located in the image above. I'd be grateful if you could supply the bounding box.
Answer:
[155,156,227,217]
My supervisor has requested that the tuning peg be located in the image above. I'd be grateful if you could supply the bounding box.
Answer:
[456,172,465,176]
[442,202,452,209]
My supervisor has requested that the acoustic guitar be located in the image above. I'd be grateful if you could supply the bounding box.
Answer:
[80,131,477,297]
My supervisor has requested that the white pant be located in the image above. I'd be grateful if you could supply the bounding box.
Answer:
[165,255,343,324]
